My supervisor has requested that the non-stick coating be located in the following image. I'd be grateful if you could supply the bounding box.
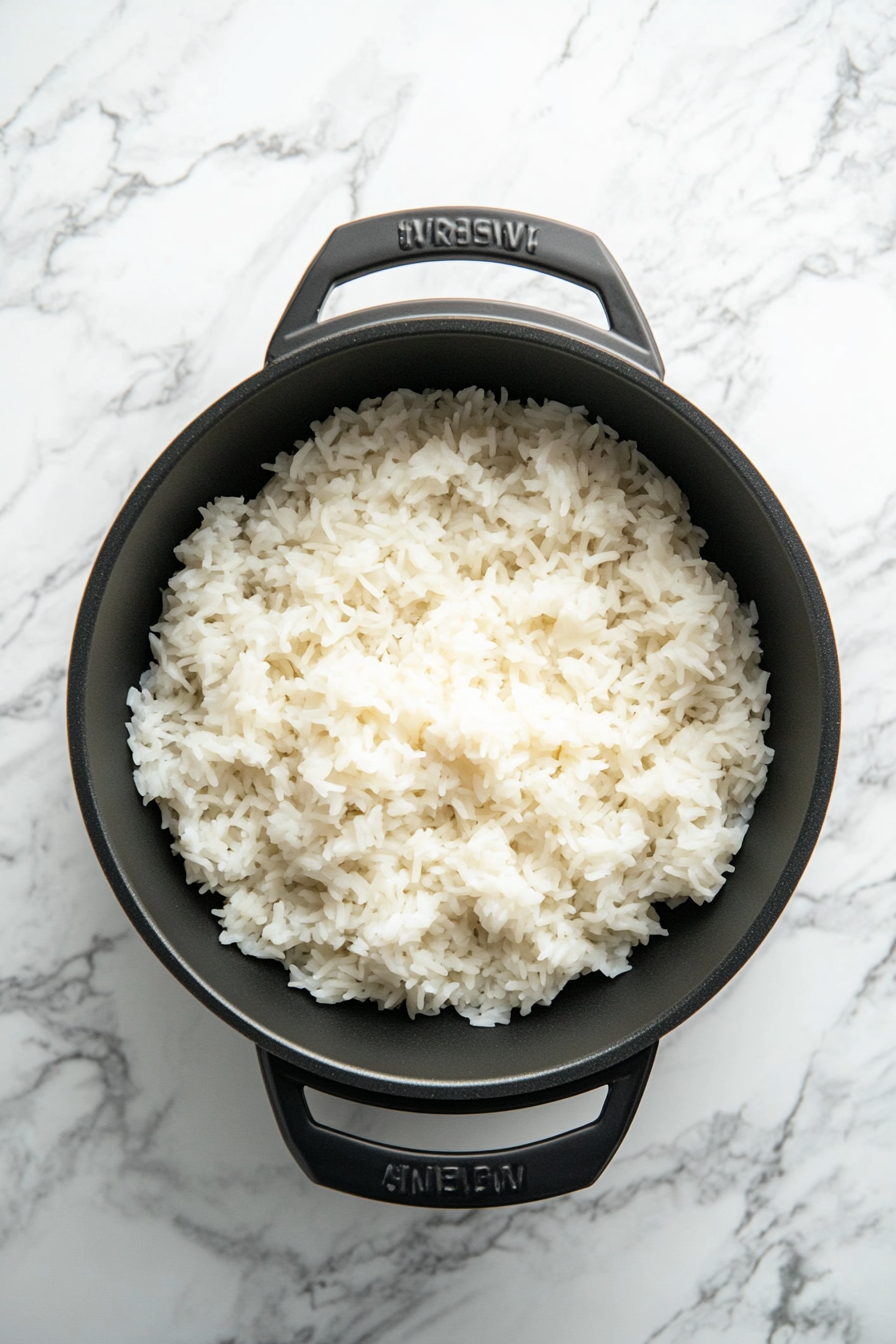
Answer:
[68,316,839,1104]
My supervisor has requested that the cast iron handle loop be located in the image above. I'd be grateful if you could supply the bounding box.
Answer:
[265,207,664,378]
[259,1041,656,1207]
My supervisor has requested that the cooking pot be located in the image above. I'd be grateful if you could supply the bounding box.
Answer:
[68,208,840,1207]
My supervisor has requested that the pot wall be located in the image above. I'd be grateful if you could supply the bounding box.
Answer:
[71,321,837,1100]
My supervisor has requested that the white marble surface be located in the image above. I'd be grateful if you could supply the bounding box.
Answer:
[2,1,896,1339]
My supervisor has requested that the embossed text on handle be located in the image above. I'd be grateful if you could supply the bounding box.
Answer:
[397,215,539,255]
[381,1159,526,1199]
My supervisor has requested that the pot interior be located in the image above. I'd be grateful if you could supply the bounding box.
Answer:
[75,324,836,1101]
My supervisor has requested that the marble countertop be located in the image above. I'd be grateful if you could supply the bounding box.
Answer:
[3,1,896,1340]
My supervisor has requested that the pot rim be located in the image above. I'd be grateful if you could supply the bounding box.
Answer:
[67,307,841,1105]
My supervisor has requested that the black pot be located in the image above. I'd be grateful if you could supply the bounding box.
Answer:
[68,208,839,1208]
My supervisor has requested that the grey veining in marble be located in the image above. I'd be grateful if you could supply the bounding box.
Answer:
[2,1,896,1340]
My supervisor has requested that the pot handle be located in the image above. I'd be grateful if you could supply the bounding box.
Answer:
[258,1041,656,1207]
[265,207,663,378]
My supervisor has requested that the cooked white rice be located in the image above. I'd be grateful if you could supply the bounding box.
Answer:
[127,387,771,1026]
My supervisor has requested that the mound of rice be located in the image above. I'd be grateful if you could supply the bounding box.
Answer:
[127,387,772,1026]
